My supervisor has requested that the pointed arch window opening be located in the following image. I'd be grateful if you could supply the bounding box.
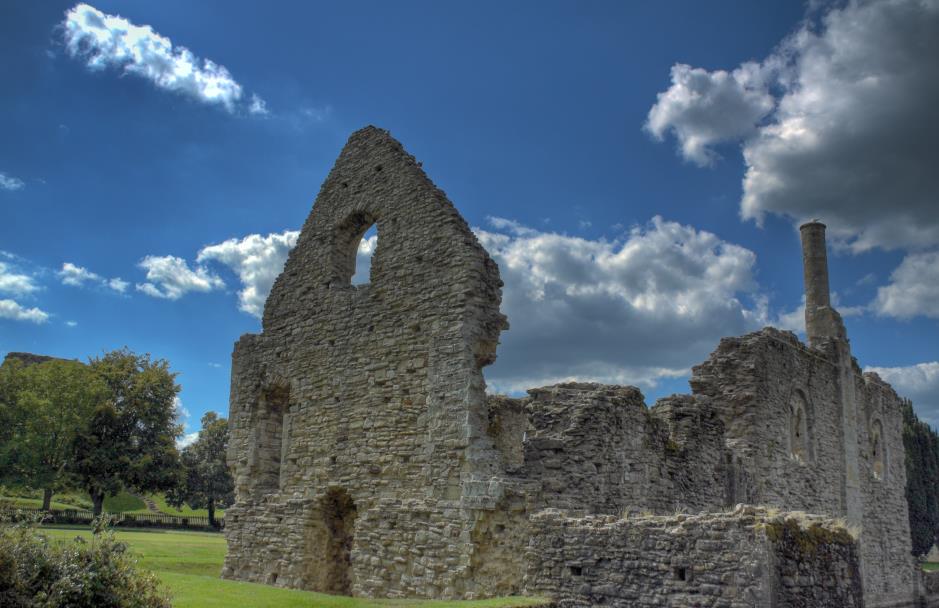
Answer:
[352,224,378,285]
[331,212,378,287]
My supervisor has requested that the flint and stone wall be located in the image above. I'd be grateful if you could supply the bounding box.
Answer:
[223,126,509,598]
[525,507,864,608]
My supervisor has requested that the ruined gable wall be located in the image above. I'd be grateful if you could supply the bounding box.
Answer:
[524,507,864,608]
[690,327,847,512]
[224,127,508,599]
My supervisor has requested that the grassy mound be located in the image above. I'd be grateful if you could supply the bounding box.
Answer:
[41,526,547,608]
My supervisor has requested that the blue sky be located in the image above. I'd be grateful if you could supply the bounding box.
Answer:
[2,0,938,442]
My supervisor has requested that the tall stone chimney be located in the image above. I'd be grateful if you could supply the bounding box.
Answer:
[799,221,860,525]
[799,221,846,346]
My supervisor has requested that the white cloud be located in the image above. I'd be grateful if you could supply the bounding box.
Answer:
[62,3,265,114]
[176,432,198,449]
[58,262,128,293]
[646,62,774,166]
[0,261,40,297]
[478,216,764,392]
[107,277,129,293]
[866,362,939,427]
[197,231,299,317]
[648,0,939,252]
[58,262,101,286]
[0,299,49,324]
[248,94,268,116]
[873,251,939,319]
[66,320,78,327]
[0,172,25,191]
[173,396,190,420]
[136,255,224,300]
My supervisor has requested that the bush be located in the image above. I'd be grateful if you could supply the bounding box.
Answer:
[0,515,170,608]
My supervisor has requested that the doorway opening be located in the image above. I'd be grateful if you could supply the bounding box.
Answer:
[321,488,357,595]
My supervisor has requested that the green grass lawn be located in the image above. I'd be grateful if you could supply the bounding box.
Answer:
[41,526,547,608]
[924,562,939,572]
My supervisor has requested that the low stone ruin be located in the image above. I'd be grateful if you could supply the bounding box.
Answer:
[223,126,927,607]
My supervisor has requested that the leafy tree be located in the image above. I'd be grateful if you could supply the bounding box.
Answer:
[167,412,234,528]
[71,349,183,516]
[902,398,939,556]
[0,359,106,510]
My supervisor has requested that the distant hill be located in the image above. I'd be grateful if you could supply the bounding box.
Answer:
[3,352,76,366]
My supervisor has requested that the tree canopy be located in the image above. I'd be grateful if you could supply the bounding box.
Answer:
[167,411,233,528]
[0,358,107,510]
[71,349,183,515]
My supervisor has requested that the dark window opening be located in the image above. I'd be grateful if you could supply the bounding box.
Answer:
[570,566,583,576]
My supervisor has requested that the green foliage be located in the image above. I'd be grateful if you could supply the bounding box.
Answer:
[0,516,170,608]
[902,399,939,556]
[0,359,107,509]
[71,349,183,515]
[166,412,234,527]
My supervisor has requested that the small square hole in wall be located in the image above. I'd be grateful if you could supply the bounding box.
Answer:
[569,565,583,577]
[674,566,688,581]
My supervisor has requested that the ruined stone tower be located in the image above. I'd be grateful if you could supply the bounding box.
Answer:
[223,126,508,597]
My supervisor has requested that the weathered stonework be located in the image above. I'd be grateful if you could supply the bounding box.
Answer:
[224,127,926,606]
[525,506,863,608]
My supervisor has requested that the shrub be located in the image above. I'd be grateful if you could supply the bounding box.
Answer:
[0,514,170,608]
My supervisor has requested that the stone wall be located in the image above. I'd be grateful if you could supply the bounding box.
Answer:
[689,328,917,605]
[224,126,509,598]
[495,383,728,517]
[525,506,863,608]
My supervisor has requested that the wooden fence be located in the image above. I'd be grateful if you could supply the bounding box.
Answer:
[0,505,224,531]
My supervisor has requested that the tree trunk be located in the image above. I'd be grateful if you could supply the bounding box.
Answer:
[91,491,105,517]
[42,488,53,511]
[208,498,216,529]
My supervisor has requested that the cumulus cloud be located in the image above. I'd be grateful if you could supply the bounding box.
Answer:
[873,251,939,319]
[108,277,129,293]
[478,216,764,392]
[648,0,939,252]
[0,172,25,191]
[867,362,939,427]
[58,262,100,286]
[197,231,299,317]
[646,62,774,166]
[0,261,40,297]
[58,262,128,293]
[62,3,265,114]
[0,299,49,324]
[136,255,224,300]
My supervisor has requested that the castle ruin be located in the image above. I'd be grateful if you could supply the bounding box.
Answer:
[223,127,930,607]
